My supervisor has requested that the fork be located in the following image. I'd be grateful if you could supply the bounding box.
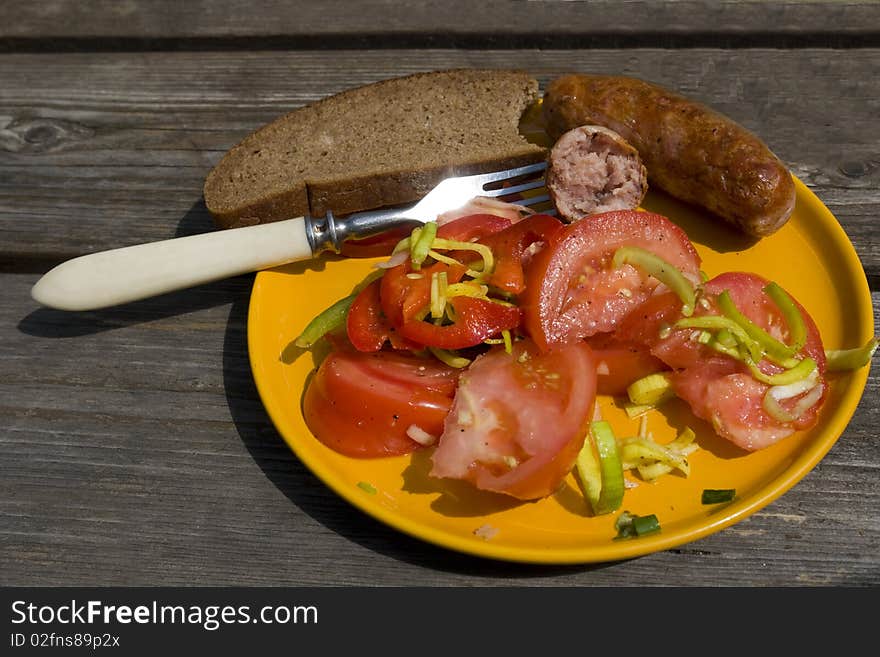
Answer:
[31,161,550,311]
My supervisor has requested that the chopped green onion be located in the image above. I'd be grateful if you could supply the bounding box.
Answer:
[632,514,661,535]
[717,289,799,365]
[746,356,816,385]
[624,403,654,419]
[620,437,690,478]
[714,327,738,348]
[626,372,674,406]
[762,389,795,422]
[409,221,438,269]
[674,316,763,362]
[612,246,696,316]
[614,511,661,539]
[634,427,699,481]
[575,421,625,515]
[294,292,357,348]
[357,481,377,495]
[701,489,736,504]
[825,337,879,372]
[763,282,806,353]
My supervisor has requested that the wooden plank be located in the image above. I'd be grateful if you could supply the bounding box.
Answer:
[1,48,878,278]
[2,272,879,585]
[1,1,878,44]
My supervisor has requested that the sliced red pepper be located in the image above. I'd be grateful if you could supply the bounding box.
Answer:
[397,296,522,350]
[436,213,513,242]
[347,279,421,352]
[479,214,564,295]
[380,261,466,328]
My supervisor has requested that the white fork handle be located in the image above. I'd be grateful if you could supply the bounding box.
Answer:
[31,217,314,311]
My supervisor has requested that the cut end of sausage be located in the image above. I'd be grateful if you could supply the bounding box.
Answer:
[547,125,648,222]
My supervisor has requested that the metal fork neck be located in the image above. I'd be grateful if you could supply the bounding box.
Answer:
[304,205,419,254]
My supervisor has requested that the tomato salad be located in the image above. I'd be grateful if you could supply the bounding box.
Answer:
[294,205,878,513]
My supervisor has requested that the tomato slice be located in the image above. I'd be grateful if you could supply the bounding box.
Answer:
[520,210,702,351]
[640,272,828,451]
[302,347,461,458]
[585,333,668,396]
[431,338,597,500]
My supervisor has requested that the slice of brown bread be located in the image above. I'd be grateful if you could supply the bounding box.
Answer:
[203,69,547,229]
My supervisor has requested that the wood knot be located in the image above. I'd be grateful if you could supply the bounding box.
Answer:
[838,160,877,178]
[0,115,94,153]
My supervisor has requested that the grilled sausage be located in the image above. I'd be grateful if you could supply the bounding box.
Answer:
[547,124,648,222]
[543,75,796,238]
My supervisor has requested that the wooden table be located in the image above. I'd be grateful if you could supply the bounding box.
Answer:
[2,1,878,587]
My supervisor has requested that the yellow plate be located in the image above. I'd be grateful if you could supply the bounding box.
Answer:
[248,178,873,564]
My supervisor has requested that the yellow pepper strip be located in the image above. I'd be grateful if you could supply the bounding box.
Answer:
[502,329,513,354]
[575,421,625,515]
[612,246,695,316]
[763,282,807,353]
[409,221,438,270]
[825,337,879,372]
[717,290,800,367]
[482,330,514,353]
[445,281,489,299]
[430,238,495,281]
[429,271,448,319]
[428,346,471,368]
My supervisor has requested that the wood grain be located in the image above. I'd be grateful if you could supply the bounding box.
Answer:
[1,1,877,45]
[1,49,878,278]
[3,273,878,585]
[1,5,878,586]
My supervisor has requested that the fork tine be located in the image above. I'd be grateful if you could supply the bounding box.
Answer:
[485,178,546,198]
[515,193,552,207]
[474,160,547,184]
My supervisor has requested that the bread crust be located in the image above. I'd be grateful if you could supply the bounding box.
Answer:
[204,69,546,229]
[543,74,796,238]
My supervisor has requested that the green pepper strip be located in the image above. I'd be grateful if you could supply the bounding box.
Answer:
[674,316,764,362]
[717,290,799,367]
[294,292,358,348]
[409,221,438,270]
[576,421,625,516]
[764,282,806,353]
[612,247,695,316]
[825,337,880,372]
